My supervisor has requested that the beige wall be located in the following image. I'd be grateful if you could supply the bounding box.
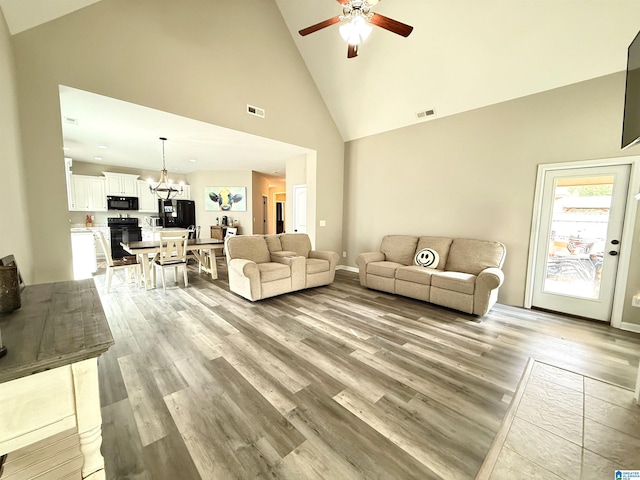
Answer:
[11,0,344,284]
[343,72,640,317]
[0,10,32,282]
[187,170,253,237]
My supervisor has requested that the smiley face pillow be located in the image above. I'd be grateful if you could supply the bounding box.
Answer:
[414,248,439,268]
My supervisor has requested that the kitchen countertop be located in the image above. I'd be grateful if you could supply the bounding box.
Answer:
[0,279,114,384]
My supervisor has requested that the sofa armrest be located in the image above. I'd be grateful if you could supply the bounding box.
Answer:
[474,267,505,316]
[477,267,504,290]
[309,250,339,270]
[355,251,385,287]
[228,258,261,300]
[271,255,306,290]
[229,258,259,279]
[270,251,298,259]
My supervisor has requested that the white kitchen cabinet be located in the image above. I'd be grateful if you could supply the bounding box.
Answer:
[137,180,159,212]
[70,175,107,211]
[141,227,162,242]
[103,172,139,196]
[175,184,191,200]
[71,231,97,280]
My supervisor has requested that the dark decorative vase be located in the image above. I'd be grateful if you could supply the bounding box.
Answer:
[0,265,21,314]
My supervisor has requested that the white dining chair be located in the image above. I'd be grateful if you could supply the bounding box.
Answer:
[153,230,189,292]
[94,231,141,293]
[223,227,237,254]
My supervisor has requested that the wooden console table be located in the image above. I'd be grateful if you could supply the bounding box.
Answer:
[0,279,114,479]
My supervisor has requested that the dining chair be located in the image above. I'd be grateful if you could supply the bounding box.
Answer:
[94,231,141,293]
[187,225,200,239]
[223,227,237,255]
[153,230,189,292]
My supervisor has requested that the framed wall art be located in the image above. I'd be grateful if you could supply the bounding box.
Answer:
[204,186,247,211]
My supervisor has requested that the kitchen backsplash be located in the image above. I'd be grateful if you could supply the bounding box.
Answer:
[69,211,149,227]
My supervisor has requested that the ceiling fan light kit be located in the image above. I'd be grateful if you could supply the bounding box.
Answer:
[299,0,413,58]
[148,137,184,200]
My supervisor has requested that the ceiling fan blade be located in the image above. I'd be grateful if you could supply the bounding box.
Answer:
[370,13,413,37]
[336,0,350,4]
[298,16,341,36]
[347,43,358,58]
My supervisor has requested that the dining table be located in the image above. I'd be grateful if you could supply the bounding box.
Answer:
[121,238,224,290]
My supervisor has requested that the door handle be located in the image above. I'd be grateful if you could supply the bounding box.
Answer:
[608,251,618,256]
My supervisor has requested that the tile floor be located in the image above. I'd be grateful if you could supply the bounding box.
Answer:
[477,360,640,479]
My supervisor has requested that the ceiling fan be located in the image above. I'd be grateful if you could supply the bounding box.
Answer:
[298,0,413,58]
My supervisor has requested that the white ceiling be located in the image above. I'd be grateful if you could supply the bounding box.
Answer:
[276,0,640,141]
[2,0,640,172]
[59,86,311,178]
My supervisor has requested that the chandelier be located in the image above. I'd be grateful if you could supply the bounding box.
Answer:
[148,137,183,200]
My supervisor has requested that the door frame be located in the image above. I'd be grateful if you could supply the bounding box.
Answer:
[524,156,640,328]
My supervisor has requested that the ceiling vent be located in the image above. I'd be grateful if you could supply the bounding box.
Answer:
[247,104,265,118]
[64,116,79,125]
[416,109,435,120]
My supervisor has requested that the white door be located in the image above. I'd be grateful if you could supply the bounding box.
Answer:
[293,184,307,233]
[531,165,630,321]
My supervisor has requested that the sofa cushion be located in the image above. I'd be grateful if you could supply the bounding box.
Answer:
[227,235,270,264]
[416,236,453,270]
[265,235,283,252]
[396,265,435,286]
[445,239,506,275]
[368,261,402,278]
[258,262,291,282]
[280,234,312,258]
[306,258,330,274]
[380,235,419,265]
[431,271,476,295]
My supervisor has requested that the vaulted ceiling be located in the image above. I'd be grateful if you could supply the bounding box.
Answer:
[2,0,640,171]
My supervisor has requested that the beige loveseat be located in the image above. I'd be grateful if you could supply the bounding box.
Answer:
[225,233,339,301]
[356,235,506,316]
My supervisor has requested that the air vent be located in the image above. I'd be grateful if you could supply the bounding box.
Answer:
[416,109,435,120]
[64,116,79,125]
[247,104,265,118]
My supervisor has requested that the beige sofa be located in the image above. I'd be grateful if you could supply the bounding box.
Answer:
[225,233,339,301]
[356,235,506,316]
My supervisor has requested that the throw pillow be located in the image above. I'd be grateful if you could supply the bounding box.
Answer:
[414,248,439,268]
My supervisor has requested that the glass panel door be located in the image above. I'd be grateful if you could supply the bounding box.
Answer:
[532,165,630,321]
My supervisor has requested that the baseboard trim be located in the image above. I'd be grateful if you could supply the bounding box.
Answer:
[620,322,640,334]
[336,265,358,273]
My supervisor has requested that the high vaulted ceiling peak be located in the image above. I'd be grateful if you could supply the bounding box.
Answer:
[2,0,640,143]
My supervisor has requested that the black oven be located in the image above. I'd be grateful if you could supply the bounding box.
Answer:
[107,195,139,211]
[108,217,142,259]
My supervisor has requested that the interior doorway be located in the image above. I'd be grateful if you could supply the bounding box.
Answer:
[529,163,631,322]
[293,184,307,234]
[276,201,285,234]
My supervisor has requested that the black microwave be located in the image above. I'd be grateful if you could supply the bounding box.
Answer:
[107,196,139,211]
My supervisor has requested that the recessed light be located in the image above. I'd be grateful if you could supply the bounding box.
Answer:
[189,159,197,163]
[94,156,102,161]
[63,147,70,151]
[98,145,108,149]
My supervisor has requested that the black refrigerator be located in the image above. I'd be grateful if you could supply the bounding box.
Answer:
[158,199,196,228]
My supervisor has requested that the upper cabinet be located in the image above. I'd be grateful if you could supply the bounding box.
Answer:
[137,180,158,213]
[103,172,139,196]
[70,175,107,211]
[175,185,191,200]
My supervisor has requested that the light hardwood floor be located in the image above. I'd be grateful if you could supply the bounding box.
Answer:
[95,260,640,479]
